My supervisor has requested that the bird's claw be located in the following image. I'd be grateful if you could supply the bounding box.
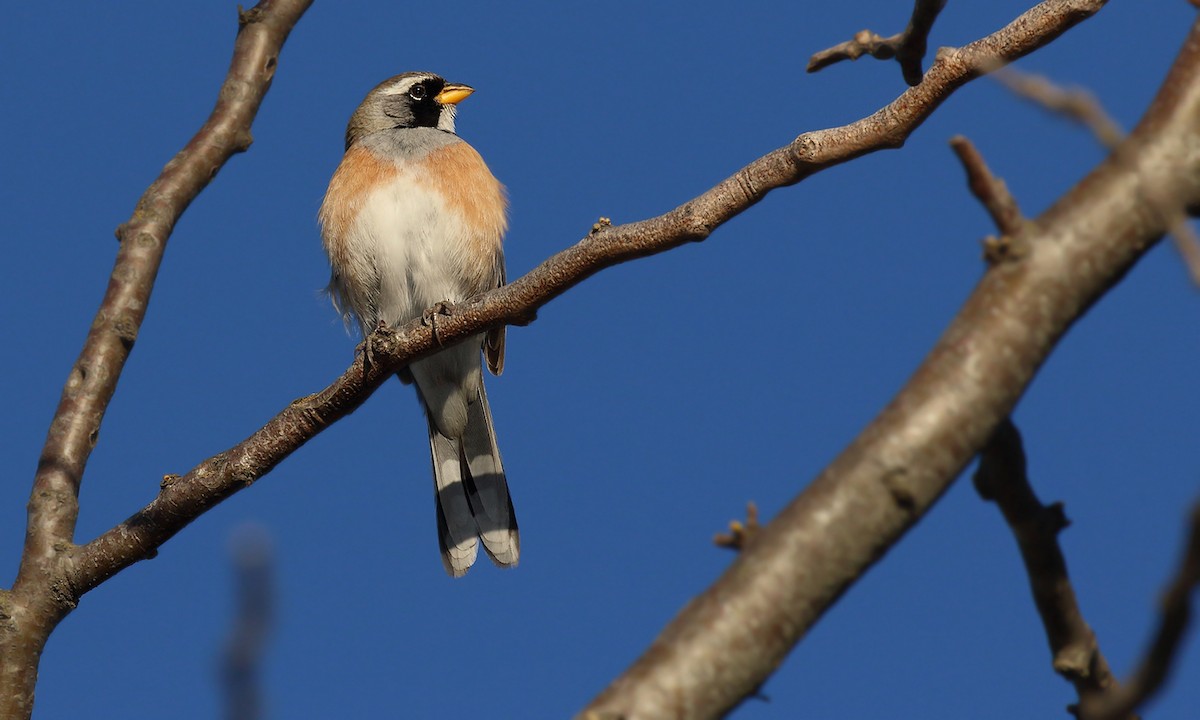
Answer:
[355,319,391,375]
[422,302,454,347]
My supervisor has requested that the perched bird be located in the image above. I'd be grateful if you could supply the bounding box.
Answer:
[319,72,517,577]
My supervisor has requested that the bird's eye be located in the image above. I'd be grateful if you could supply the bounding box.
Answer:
[409,84,426,100]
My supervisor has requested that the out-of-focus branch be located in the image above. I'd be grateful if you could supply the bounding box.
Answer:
[973,420,1128,718]
[1079,503,1200,720]
[1165,216,1200,285]
[808,0,948,85]
[223,526,274,720]
[68,0,1112,604]
[996,68,1124,148]
[997,67,1200,286]
[583,13,1200,719]
[0,3,311,719]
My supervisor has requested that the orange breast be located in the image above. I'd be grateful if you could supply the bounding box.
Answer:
[320,140,508,296]
[319,144,400,275]
[420,141,509,257]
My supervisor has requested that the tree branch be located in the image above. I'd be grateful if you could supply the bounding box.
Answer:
[973,420,1127,718]
[1079,502,1200,720]
[996,67,1200,286]
[0,3,311,718]
[948,135,1032,263]
[583,12,1200,719]
[949,135,1026,240]
[64,0,1113,604]
[807,0,949,85]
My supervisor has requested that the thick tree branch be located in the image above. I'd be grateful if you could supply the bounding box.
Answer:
[0,3,311,718]
[997,67,1200,286]
[65,0,1112,603]
[583,12,1200,720]
[1079,503,1200,720]
[808,0,949,85]
[973,420,1127,718]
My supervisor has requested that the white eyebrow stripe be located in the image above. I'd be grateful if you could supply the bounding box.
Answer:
[379,76,435,95]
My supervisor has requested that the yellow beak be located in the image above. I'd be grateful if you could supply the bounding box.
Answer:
[435,84,474,105]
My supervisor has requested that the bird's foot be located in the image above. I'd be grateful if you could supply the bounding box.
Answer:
[422,302,454,347]
[355,319,390,375]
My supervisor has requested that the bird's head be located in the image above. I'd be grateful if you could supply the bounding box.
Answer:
[345,71,474,149]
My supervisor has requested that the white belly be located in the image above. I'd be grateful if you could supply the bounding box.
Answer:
[348,170,482,328]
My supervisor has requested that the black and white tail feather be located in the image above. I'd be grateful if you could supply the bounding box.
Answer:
[430,385,519,577]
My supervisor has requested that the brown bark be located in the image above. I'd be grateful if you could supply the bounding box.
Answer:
[974,421,1127,718]
[996,67,1200,286]
[583,12,1200,720]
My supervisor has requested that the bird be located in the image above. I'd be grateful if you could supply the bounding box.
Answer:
[318,72,518,577]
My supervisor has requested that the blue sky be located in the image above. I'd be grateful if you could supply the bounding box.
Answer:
[3,2,1198,718]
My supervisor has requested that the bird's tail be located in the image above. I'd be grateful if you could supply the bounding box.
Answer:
[429,384,519,577]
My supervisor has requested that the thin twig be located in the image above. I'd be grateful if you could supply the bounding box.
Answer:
[973,420,1128,718]
[949,135,1025,236]
[714,503,761,551]
[1079,502,1200,720]
[808,0,949,85]
[997,67,1200,286]
[995,68,1124,148]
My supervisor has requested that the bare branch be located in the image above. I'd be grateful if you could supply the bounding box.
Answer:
[973,420,1127,717]
[583,15,1200,719]
[949,135,1026,237]
[1079,502,1200,720]
[0,2,312,717]
[808,0,948,85]
[66,0,1115,604]
[997,67,1200,286]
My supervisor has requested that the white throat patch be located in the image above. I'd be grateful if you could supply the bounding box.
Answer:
[437,105,457,133]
